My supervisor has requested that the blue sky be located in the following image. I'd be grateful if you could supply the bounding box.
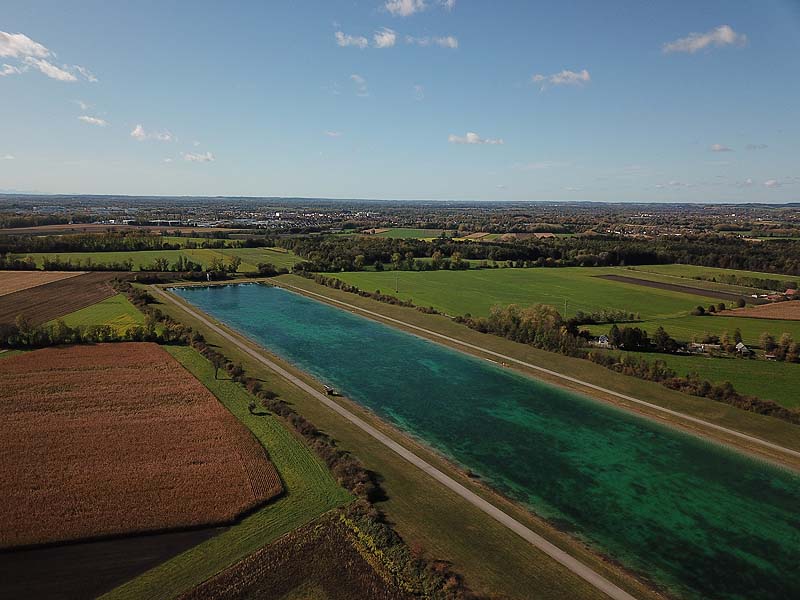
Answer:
[1,0,798,202]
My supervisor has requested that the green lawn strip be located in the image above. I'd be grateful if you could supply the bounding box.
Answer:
[0,349,24,359]
[52,293,144,331]
[333,267,717,320]
[102,345,351,600]
[150,287,652,600]
[613,351,800,409]
[628,264,800,287]
[278,274,800,457]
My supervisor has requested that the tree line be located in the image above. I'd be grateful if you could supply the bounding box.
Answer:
[279,233,800,275]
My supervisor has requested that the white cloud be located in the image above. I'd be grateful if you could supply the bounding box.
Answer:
[183,151,215,163]
[496,184,507,189]
[746,143,768,151]
[532,69,590,90]
[739,178,754,187]
[413,84,424,100]
[655,180,692,189]
[764,179,781,188]
[163,158,174,163]
[710,143,733,152]
[78,115,108,127]
[74,99,91,110]
[385,0,426,17]
[350,73,369,96]
[131,124,174,142]
[448,132,504,145]
[324,131,342,137]
[1,154,15,160]
[663,25,747,54]
[335,31,368,48]
[24,57,77,81]
[0,31,95,82]
[405,35,458,48]
[0,31,49,58]
[373,28,397,48]
[73,65,98,83]
[441,0,456,10]
[0,63,20,77]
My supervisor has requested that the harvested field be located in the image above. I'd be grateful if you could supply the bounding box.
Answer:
[722,301,800,321]
[594,274,748,302]
[0,271,84,297]
[0,343,282,549]
[0,272,118,325]
[180,514,412,600]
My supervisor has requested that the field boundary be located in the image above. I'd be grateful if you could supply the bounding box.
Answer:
[276,281,800,463]
[154,285,639,600]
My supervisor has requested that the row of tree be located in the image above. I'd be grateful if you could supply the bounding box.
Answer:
[279,232,800,275]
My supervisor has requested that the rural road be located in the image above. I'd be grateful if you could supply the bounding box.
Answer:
[154,286,639,600]
[280,282,800,462]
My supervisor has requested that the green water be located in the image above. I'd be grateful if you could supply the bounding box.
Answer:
[174,283,800,600]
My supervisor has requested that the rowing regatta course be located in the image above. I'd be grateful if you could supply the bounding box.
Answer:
[173,283,800,600]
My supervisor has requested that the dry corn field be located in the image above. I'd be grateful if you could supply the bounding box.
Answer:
[0,342,282,549]
[0,270,84,297]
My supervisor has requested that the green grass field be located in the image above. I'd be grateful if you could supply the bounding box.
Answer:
[55,294,145,331]
[13,247,299,273]
[334,267,800,344]
[103,345,351,600]
[616,351,800,408]
[375,228,451,239]
[335,267,715,320]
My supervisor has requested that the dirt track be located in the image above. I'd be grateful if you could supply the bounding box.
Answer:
[594,274,748,302]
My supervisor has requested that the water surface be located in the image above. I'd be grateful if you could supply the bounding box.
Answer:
[174,283,800,600]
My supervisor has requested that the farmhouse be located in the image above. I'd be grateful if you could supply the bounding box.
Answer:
[735,342,752,356]
[595,335,611,348]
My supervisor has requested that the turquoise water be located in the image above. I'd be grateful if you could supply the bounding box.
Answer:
[174,283,800,600]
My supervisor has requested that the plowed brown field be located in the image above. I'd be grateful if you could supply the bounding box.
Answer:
[0,271,84,297]
[722,301,800,321]
[0,272,119,325]
[0,343,282,549]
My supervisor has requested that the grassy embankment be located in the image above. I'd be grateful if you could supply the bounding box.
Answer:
[152,283,657,600]
[103,344,351,600]
[12,247,299,273]
[276,274,800,464]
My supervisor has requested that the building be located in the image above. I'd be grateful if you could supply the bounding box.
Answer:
[735,342,751,356]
